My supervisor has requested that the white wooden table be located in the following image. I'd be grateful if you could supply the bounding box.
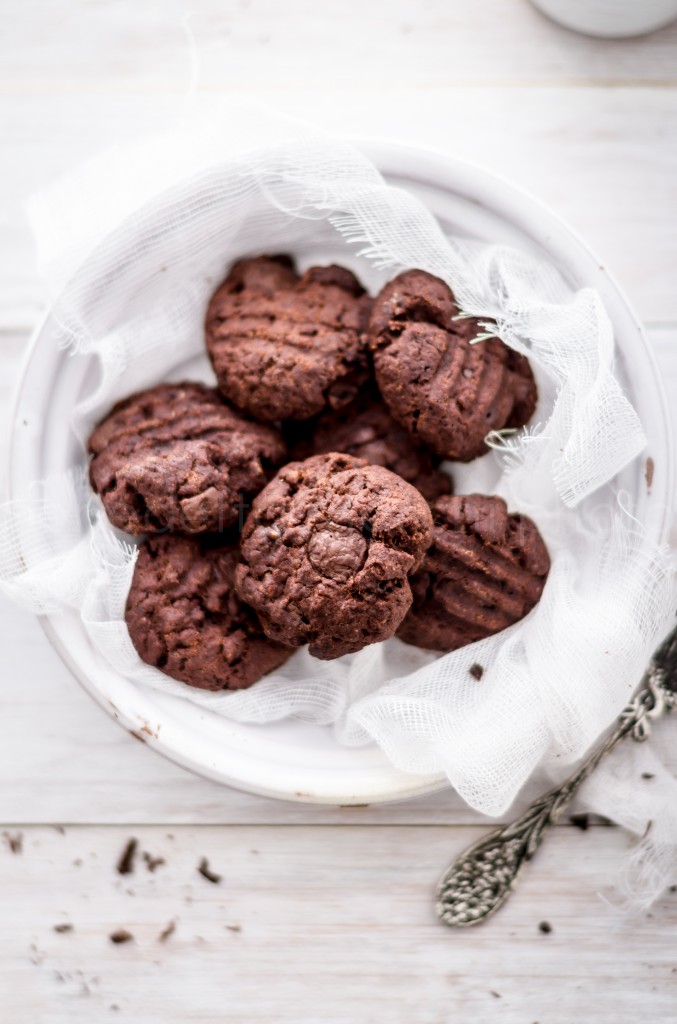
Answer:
[1,3,677,1021]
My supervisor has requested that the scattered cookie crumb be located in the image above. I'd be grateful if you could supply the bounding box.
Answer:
[198,857,222,884]
[538,921,552,934]
[158,919,176,942]
[116,838,138,875]
[490,990,501,998]
[645,457,655,490]
[143,851,166,873]
[569,814,590,831]
[109,929,134,945]
[225,924,242,933]
[469,663,484,681]
[3,831,23,854]
[642,773,655,780]
[53,924,73,934]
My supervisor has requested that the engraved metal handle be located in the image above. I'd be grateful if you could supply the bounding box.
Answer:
[436,622,677,927]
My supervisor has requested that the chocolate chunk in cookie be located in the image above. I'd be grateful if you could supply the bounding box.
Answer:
[287,386,453,503]
[125,533,292,690]
[235,453,434,660]
[368,269,537,461]
[397,493,550,652]
[205,256,371,422]
[89,382,285,535]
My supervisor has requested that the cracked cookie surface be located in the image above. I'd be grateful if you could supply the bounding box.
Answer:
[89,382,285,535]
[235,452,434,660]
[368,269,537,461]
[287,386,453,503]
[125,533,293,690]
[205,256,371,422]
[397,493,550,652]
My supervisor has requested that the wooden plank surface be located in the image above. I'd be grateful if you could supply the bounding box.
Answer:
[2,825,676,1024]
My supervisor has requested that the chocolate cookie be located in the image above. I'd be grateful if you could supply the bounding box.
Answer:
[205,256,371,422]
[235,453,434,660]
[368,269,537,461]
[89,382,285,535]
[125,533,292,690]
[397,493,550,652]
[287,387,453,503]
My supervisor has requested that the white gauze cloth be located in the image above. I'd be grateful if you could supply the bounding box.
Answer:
[1,101,676,905]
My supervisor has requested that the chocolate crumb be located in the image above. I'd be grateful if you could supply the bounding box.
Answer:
[3,831,23,854]
[538,921,552,934]
[490,990,501,998]
[669,885,677,893]
[198,857,222,884]
[642,772,655,780]
[469,663,484,681]
[109,929,134,945]
[225,924,242,933]
[116,838,138,875]
[158,919,176,942]
[53,924,73,934]
[143,852,166,873]
[569,813,590,831]
[645,457,655,490]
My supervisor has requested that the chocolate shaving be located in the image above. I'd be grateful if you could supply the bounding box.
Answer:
[143,852,166,873]
[198,857,222,884]
[116,838,138,875]
[3,831,23,854]
[158,919,176,942]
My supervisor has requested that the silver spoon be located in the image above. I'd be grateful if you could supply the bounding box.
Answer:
[436,621,677,927]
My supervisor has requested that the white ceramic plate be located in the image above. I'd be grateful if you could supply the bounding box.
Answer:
[8,141,674,805]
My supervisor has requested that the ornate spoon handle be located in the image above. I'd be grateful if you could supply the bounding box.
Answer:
[436,622,677,927]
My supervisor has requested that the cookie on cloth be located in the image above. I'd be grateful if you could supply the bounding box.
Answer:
[89,382,285,535]
[368,269,537,462]
[235,452,434,660]
[126,532,293,691]
[287,385,453,503]
[205,255,371,422]
[397,493,550,652]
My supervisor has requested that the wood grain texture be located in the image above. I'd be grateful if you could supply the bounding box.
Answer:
[2,825,676,1024]
[3,0,677,89]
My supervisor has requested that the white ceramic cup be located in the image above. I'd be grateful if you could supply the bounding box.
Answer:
[530,0,677,38]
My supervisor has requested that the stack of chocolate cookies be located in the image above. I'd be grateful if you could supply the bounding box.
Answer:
[88,256,550,692]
